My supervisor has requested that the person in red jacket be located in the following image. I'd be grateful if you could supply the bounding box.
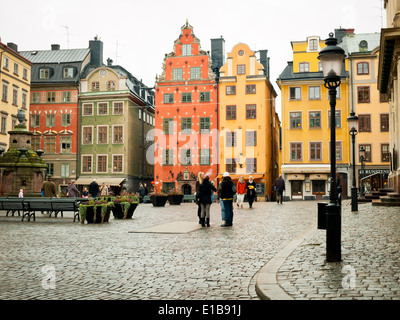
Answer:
[236,176,246,208]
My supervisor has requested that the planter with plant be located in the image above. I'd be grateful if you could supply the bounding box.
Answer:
[167,189,184,205]
[149,192,168,207]
[112,194,139,219]
[79,199,113,224]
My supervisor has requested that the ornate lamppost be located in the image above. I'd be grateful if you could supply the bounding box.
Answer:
[359,146,366,198]
[318,33,346,262]
[347,112,359,212]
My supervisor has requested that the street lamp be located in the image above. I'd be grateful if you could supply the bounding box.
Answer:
[347,112,359,212]
[359,146,366,197]
[318,32,346,262]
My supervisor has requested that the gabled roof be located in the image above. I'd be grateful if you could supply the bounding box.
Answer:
[19,48,90,64]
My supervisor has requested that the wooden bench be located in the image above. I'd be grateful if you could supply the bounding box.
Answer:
[183,195,196,203]
[2,198,30,221]
[50,198,82,222]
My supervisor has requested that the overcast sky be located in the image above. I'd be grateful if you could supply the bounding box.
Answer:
[0,0,386,117]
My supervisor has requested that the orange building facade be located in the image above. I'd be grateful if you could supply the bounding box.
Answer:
[154,22,218,195]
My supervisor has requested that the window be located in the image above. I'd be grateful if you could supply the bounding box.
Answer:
[380,93,389,103]
[381,114,389,132]
[22,91,27,109]
[246,158,257,173]
[47,92,55,103]
[163,149,173,165]
[226,86,236,95]
[3,56,9,69]
[2,82,8,102]
[328,110,341,128]
[82,127,93,144]
[310,142,322,161]
[31,114,40,127]
[32,136,41,151]
[12,87,18,105]
[106,81,115,90]
[309,111,321,128]
[381,144,390,162]
[200,92,210,102]
[98,103,108,115]
[289,87,301,100]
[358,114,371,132]
[173,68,183,80]
[23,68,28,80]
[113,102,123,114]
[246,131,257,146]
[181,92,192,103]
[46,114,55,127]
[60,136,72,153]
[61,113,71,127]
[199,117,210,133]
[97,126,108,144]
[299,62,310,72]
[31,92,40,103]
[226,131,236,147]
[200,149,211,165]
[181,117,192,133]
[82,155,92,173]
[97,155,108,173]
[47,163,54,176]
[290,112,302,129]
[290,142,302,161]
[164,93,174,104]
[60,164,70,178]
[246,104,256,119]
[0,115,6,134]
[359,144,371,162]
[190,67,201,80]
[226,105,236,120]
[357,86,370,103]
[83,103,93,116]
[163,118,174,134]
[309,39,318,51]
[226,159,236,173]
[182,44,192,56]
[62,91,71,102]
[357,62,369,75]
[63,67,74,78]
[40,69,50,80]
[113,125,123,143]
[237,64,246,75]
[44,136,56,153]
[309,86,321,100]
[246,85,256,94]
[91,82,100,90]
[181,149,191,165]
[113,155,123,172]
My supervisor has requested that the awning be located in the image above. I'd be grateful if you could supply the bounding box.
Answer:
[309,174,328,180]
[216,173,264,181]
[286,173,305,181]
[75,177,125,186]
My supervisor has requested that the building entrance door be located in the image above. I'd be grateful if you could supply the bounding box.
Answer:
[312,180,325,200]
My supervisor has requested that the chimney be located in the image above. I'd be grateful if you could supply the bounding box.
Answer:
[210,37,225,79]
[107,58,113,66]
[89,36,104,67]
[51,44,60,50]
[334,28,354,44]
[259,50,270,79]
[7,42,18,52]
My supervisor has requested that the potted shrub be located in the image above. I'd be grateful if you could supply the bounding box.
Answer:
[112,194,139,219]
[167,188,184,205]
[149,192,168,207]
[79,199,113,224]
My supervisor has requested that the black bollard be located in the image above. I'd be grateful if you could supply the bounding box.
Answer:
[325,203,341,262]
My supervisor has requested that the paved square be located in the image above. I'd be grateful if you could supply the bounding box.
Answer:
[130,221,202,234]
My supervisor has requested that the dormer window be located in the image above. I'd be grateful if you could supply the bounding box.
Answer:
[307,37,320,52]
[299,62,310,72]
[40,68,50,79]
[359,40,368,52]
[63,67,74,78]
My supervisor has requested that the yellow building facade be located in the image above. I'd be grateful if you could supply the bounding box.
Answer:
[277,33,351,200]
[0,42,32,152]
[218,43,279,201]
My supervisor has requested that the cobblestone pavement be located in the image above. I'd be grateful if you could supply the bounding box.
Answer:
[276,200,400,300]
[0,200,316,300]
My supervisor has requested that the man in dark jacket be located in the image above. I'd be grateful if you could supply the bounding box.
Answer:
[220,172,234,227]
[274,175,285,204]
[198,176,216,227]
[89,179,99,198]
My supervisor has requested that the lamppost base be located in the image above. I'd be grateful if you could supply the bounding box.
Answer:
[326,203,341,262]
[351,186,358,212]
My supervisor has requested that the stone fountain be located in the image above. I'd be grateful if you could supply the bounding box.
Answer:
[0,109,48,196]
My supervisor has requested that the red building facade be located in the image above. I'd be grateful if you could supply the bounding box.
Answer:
[154,22,218,194]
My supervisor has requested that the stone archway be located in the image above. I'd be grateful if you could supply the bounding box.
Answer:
[182,184,192,195]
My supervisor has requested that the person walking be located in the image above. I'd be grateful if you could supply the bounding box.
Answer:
[198,175,216,227]
[246,176,256,209]
[89,178,99,199]
[236,176,246,208]
[138,183,146,203]
[42,175,57,198]
[220,172,234,227]
[100,183,109,196]
[67,180,80,198]
[217,182,226,225]
[274,175,285,204]
[195,172,204,224]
